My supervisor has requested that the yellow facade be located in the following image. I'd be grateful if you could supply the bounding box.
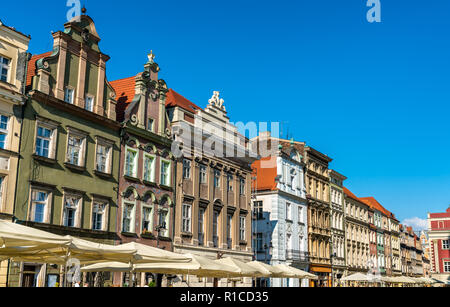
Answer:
[0,20,30,287]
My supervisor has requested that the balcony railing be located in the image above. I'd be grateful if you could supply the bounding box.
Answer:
[286,250,309,262]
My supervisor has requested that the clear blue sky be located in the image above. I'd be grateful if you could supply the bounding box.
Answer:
[2,0,450,229]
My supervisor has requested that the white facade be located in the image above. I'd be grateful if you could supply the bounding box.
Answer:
[253,143,308,287]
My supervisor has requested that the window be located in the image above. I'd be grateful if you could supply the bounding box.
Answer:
[227,174,233,192]
[63,195,81,228]
[214,170,221,188]
[158,210,168,237]
[125,147,138,177]
[122,202,135,233]
[160,160,171,186]
[0,115,9,149]
[143,154,155,182]
[92,203,106,231]
[298,206,303,223]
[142,206,153,233]
[35,125,53,158]
[256,233,263,251]
[213,211,219,247]
[66,133,85,166]
[64,88,75,104]
[198,208,205,246]
[147,118,154,132]
[85,95,94,112]
[183,159,191,179]
[31,190,48,223]
[96,140,112,174]
[0,56,10,82]
[199,165,207,184]
[286,202,292,220]
[444,261,450,273]
[239,215,246,241]
[253,201,263,220]
[227,214,233,248]
[182,204,192,233]
[239,178,245,195]
[443,240,450,250]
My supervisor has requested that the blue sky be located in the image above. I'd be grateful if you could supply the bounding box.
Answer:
[2,0,450,230]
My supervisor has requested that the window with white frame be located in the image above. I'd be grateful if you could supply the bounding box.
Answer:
[66,131,86,167]
[92,202,106,231]
[239,215,246,241]
[125,147,138,178]
[96,139,113,174]
[239,178,245,195]
[143,154,155,182]
[183,159,191,179]
[286,202,292,220]
[0,115,9,150]
[214,170,220,188]
[31,189,49,223]
[443,240,450,250]
[298,206,303,223]
[182,203,192,233]
[213,210,219,247]
[198,208,205,245]
[444,261,450,273]
[158,209,169,237]
[35,121,57,159]
[160,160,171,186]
[0,56,10,83]
[64,87,75,104]
[142,206,153,233]
[227,214,233,243]
[85,95,94,112]
[122,202,135,233]
[63,195,81,228]
[199,165,207,184]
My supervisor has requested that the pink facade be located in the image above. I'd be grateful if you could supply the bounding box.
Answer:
[428,207,450,275]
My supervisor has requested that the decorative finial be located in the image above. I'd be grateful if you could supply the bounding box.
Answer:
[81,6,87,14]
[148,50,155,64]
[208,91,226,111]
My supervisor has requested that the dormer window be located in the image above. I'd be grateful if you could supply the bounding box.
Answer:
[64,87,75,104]
[0,56,10,83]
[85,95,94,112]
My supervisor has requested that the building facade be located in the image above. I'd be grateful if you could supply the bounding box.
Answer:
[167,90,255,287]
[304,146,332,287]
[329,170,346,286]
[251,134,308,287]
[343,187,370,278]
[110,53,174,286]
[427,207,450,283]
[0,19,30,287]
[389,216,401,276]
[10,15,120,287]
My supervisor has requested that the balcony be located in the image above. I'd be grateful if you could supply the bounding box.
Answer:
[286,250,309,262]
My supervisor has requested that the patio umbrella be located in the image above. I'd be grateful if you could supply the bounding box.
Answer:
[389,276,415,284]
[273,264,318,280]
[246,261,285,278]
[81,262,132,273]
[0,220,71,259]
[214,257,265,278]
[341,272,379,283]
[133,254,236,277]
[117,242,191,264]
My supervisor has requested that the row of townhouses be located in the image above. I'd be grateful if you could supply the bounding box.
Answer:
[0,14,431,287]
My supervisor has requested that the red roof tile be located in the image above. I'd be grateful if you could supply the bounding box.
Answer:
[343,187,360,202]
[26,52,53,88]
[110,76,136,123]
[359,197,391,217]
[165,89,202,113]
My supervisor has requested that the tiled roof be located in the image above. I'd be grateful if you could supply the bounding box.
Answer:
[251,157,278,192]
[359,197,391,217]
[165,89,202,113]
[110,76,136,123]
[343,187,360,202]
[26,52,53,89]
